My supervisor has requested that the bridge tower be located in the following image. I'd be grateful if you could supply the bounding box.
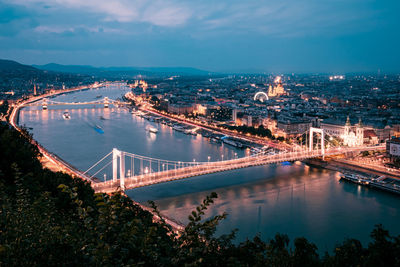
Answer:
[104,97,109,108]
[42,98,48,110]
[309,127,325,155]
[112,148,125,190]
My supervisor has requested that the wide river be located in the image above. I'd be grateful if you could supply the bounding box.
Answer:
[19,84,400,252]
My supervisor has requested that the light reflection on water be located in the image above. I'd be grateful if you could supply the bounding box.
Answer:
[19,85,400,252]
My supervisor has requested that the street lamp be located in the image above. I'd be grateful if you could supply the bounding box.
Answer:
[208,156,211,163]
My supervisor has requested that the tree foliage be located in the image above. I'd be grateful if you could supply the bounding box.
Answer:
[224,124,273,139]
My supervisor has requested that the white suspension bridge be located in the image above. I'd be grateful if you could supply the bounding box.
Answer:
[85,127,385,193]
[22,97,129,109]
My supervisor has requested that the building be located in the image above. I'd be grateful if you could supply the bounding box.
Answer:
[375,125,393,142]
[232,109,238,121]
[267,76,286,98]
[321,116,364,146]
[276,118,311,138]
[168,103,194,114]
[393,124,400,137]
[130,80,148,92]
[386,137,400,166]
[363,129,379,145]
[236,114,253,127]
[195,104,207,116]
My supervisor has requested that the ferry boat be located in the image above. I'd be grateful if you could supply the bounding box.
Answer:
[340,174,400,195]
[146,125,158,133]
[94,125,104,134]
[223,138,242,148]
[62,112,71,120]
[172,125,184,132]
[340,174,370,185]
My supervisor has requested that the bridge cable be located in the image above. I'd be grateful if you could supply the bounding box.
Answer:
[90,159,113,179]
[83,150,113,174]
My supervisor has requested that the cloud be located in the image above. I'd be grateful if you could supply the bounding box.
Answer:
[7,0,192,26]
[195,0,376,38]
[34,25,126,34]
[3,0,377,38]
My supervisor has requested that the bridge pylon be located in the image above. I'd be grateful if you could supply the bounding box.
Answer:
[309,127,325,155]
[104,97,109,108]
[112,148,125,191]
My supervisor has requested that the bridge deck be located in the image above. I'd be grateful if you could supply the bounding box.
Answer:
[92,145,384,193]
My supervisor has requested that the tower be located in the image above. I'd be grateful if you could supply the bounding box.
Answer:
[356,118,364,146]
[232,109,237,122]
[267,84,274,97]
[33,84,37,96]
[344,116,351,137]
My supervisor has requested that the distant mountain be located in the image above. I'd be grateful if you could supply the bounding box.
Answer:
[32,63,99,75]
[0,59,95,97]
[0,59,38,72]
[135,67,212,76]
[33,63,213,77]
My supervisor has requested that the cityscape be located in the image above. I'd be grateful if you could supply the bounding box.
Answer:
[1,0,400,265]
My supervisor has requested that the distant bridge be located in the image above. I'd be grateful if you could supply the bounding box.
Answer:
[22,97,129,109]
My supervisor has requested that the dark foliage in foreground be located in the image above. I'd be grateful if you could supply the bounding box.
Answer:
[1,123,400,266]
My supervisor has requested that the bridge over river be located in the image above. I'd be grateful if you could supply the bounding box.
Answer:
[90,143,385,193]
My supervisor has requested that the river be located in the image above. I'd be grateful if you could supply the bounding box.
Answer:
[19,84,400,252]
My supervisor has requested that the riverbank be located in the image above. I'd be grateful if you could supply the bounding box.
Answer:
[304,156,400,180]
[8,82,185,233]
[125,92,289,151]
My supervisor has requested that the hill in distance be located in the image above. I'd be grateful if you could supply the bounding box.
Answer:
[0,59,39,72]
[33,63,213,77]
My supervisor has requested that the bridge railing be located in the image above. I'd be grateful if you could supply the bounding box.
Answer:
[91,144,385,192]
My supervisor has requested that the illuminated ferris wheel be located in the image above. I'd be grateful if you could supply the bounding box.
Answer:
[254,91,269,102]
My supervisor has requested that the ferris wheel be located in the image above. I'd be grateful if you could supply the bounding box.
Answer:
[254,91,269,102]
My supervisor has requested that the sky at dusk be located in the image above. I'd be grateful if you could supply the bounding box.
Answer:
[0,0,399,73]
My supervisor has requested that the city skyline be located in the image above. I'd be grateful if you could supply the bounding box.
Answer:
[0,0,399,73]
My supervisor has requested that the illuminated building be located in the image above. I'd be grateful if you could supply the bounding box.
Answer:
[131,80,148,92]
[387,137,400,166]
[321,116,364,146]
[267,76,286,97]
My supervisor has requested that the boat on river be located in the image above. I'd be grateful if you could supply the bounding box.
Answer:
[146,125,158,133]
[62,112,71,120]
[340,174,400,195]
[94,124,104,134]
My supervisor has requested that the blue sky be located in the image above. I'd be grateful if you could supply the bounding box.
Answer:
[0,0,399,72]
